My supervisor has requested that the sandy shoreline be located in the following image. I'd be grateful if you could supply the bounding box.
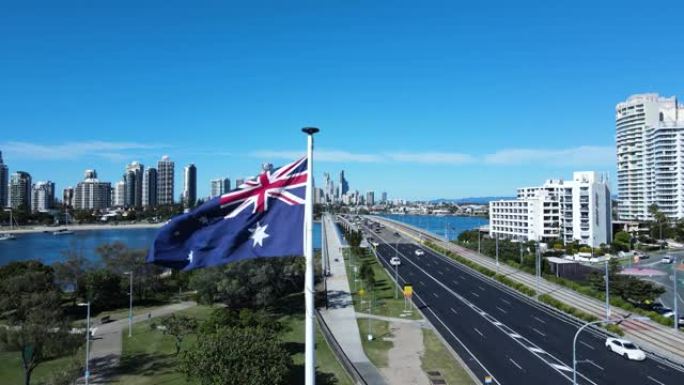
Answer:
[1,222,164,234]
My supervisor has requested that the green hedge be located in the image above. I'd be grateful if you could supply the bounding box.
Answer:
[538,294,625,336]
[424,241,537,297]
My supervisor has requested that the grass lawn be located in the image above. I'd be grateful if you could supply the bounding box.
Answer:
[356,318,393,368]
[344,248,421,320]
[109,296,352,385]
[0,351,80,385]
[421,329,475,385]
[108,305,215,385]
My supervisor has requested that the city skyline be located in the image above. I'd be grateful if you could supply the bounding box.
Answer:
[1,2,684,199]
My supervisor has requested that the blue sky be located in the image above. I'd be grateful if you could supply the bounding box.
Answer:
[1,0,683,200]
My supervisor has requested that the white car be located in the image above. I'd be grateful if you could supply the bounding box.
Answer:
[414,249,425,256]
[390,256,401,266]
[605,338,646,361]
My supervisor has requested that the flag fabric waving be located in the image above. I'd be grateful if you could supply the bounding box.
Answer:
[147,156,307,270]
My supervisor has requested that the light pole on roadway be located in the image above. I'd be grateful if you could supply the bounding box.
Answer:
[572,316,647,385]
[124,271,133,337]
[78,302,91,385]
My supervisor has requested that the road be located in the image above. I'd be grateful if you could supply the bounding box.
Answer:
[355,217,684,385]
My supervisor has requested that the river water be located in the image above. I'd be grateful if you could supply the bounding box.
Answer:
[0,223,323,267]
[381,214,488,241]
[0,215,488,267]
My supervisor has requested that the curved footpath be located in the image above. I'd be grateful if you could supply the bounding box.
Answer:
[374,215,684,367]
[76,301,197,385]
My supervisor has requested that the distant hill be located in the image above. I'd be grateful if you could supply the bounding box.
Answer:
[430,197,514,205]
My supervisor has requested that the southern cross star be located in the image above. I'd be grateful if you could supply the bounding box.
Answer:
[249,221,270,247]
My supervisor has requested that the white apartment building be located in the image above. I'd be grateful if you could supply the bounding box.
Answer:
[210,177,231,198]
[31,181,55,213]
[157,155,174,206]
[74,169,111,210]
[490,171,611,247]
[617,93,684,220]
[112,181,125,207]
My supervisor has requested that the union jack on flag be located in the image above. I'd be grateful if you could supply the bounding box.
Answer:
[147,156,308,270]
[221,157,307,218]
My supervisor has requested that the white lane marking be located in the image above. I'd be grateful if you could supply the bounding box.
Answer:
[411,293,502,385]
[529,347,545,354]
[452,280,459,285]
[533,316,546,324]
[471,291,480,298]
[458,275,465,280]
[419,280,426,286]
[579,341,595,351]
[368,226,595,385]
[551,363,572,372]
[656,365,668,371]
[586,361,604,371]
[501,298,511,305]
[474,328,484,337]
[450,307,458,315]
[509,358,523,370]
[438,270,444,276]
[647,376,666,385]
[478,285,486,291]
[496,306,508,314]
[432,292,439,298]
[532,328,546,337]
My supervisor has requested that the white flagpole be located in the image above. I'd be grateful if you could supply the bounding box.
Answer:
[302,127,319,385]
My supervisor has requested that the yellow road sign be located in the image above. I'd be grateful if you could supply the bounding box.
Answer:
[403,284,413,297]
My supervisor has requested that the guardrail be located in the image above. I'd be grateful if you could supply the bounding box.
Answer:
[315,309,368,385]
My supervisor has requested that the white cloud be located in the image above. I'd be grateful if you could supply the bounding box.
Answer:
[250,145,614,168]
[251,150,382,163]
[387,152,475,165]
[0,140,167,160]
[483,146,614,167]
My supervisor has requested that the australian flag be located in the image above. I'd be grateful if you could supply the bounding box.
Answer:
[147,156,307,270]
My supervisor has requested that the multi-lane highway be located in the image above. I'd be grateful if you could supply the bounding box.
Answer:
[354,217,684,385]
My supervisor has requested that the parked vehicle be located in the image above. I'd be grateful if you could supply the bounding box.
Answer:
[390,257,401,265]
[605,338,646,361]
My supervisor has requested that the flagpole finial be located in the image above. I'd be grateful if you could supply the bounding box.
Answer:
[302,127,319,135]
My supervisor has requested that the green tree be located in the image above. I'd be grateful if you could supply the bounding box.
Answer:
[0,262,82,385]
[52,247,92,305]
[189,257,305,308]
[180,326,292,385]
[160,314,197,356]
[79,269,127,310]
[612,231,631,252]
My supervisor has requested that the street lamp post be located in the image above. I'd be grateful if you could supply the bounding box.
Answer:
[495,233,499,274]
[393,244,400,299]
[604,260,610,321]
[78,302,91,385]
[478,229,481,254]
[674,256,679,331]
[124,271,133,338]
[572,316,647,385]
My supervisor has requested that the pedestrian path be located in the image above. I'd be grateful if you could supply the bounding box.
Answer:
[76,301,197,384]
[319,214,388,385]
[377,216,684,366]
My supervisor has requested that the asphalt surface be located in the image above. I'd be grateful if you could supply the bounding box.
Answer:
[356,218,684,385]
